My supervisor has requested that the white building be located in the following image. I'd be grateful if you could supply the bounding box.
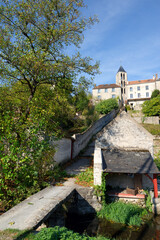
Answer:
[92,66,160,109]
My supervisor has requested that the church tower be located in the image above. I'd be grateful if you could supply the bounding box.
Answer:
[116,66,128,104]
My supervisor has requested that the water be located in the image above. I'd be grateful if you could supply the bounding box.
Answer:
[66,213,160,240]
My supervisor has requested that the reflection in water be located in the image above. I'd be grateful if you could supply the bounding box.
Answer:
[66,211,160,240]
[86,216,160,240]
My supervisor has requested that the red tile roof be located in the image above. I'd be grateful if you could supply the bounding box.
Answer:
[127,97,151,101]
[127,79,155,85]
[93,84,120,89]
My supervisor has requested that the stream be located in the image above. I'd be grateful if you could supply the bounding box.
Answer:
[66,213,160,240]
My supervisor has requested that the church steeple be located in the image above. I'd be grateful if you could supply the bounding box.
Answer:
[116,66,128,104]
[116,65,128,86]
[117,66,126,73]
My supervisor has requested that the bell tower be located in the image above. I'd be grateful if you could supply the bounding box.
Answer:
[116,66,128,104]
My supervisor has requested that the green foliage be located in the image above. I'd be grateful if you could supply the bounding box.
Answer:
[151,89,160,99]
[144,191,152,212]
[0,0,99,100]
[97,201,148,226]
[94,173,107,203]
[142,123,160,135]
[95,99,119,115]
[0,227,112,240]
[142,95,160,116]
[75,167,94,187]
[154,151,160,170]
[0,0,100,211]
[34,226,111,240]
[126,105,131,111]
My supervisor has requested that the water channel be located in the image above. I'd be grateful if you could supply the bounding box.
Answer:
[66,212,160,240]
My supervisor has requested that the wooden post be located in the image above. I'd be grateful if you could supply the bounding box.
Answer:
[153,174,158,198]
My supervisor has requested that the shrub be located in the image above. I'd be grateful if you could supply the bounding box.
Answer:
[151,89,160,99]
[142,95,160,116]
[95,99,119,115]
[34,226,111,240]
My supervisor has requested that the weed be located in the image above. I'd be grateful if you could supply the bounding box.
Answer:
[97,201,149,226]
[75,167,94,187]
[142,123,160,136]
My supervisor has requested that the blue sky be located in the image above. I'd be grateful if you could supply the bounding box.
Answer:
[78,0,160,86]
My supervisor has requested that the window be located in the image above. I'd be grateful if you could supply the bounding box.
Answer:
[112,94,116,98]
[98,95,101,100]
[130,94,133,98]
[137,86,140,91]
[98,89,101,93]
[146,85,149,90]
[112,88,115,92]
[146,92,149,97]
[105,89,108,92]
[138,93,141,98]
[130,87,133,92]
[123,74,125,80]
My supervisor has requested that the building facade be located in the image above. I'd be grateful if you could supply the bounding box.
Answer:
[92,66,160,109]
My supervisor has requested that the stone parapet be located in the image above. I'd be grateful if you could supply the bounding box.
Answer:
[93,148,103,186]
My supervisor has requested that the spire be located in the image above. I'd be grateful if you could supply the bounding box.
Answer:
[117,66,126,73]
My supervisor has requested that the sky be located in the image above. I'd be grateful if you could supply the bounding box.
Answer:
[78,0,160,86]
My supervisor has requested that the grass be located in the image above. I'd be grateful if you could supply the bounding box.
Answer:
[75,167,94,187]
[0,227,112,240]
[142,123,160,135]
[97,201,149,226]
[0,229,35,240]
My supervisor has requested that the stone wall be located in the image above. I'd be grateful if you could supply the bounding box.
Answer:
[72,110,117,159]
[133,116,159,124]
[154,137,160,156]
[44,187,101,228]
[51,138,72,164]
[53,110,118,164]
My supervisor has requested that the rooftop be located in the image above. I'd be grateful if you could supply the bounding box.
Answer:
[117,66,126,73]
[127,79,155,85]
[102,149,160,174]
[93,84,120,89]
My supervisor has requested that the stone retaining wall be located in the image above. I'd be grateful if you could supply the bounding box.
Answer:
[133,116,159,124]
[154,137,160,156]
[53,110,118,164]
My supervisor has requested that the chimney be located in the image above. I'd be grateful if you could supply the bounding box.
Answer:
[156,73,158,80]
[153,75,155,80]
[94,84,96,88]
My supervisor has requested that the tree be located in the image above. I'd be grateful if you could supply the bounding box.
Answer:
[0,0,99,119]
[142,95,160,116]
[151,89,160,99]
[0,0,100,210]
[95,98,119,115]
